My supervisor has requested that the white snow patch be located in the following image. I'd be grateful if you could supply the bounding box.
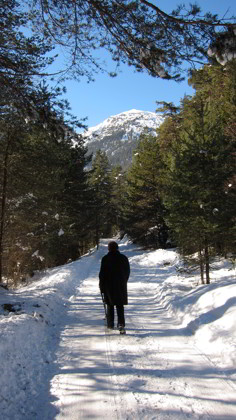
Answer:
[0,239,235,419]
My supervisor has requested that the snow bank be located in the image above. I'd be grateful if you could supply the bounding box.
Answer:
[123,243,236,371]
[148,252,236,370]
[0,241,235,419]
[0,251,95,420]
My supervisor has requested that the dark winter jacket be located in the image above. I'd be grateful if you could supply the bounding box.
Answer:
[99,250,130,305]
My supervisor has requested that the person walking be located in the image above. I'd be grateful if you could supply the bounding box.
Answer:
[99,241,130,333]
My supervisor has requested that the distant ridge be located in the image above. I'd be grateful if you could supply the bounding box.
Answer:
[83,109,164,168]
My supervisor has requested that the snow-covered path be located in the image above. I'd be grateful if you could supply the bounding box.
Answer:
[1,239,236,419]
[48,240,236,420]
[49,250,118,419]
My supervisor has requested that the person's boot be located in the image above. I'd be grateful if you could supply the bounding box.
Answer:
[118,324,126,334]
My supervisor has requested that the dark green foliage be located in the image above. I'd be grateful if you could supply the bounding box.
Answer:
[123,135,168,248]
[0,0,89,285]
[0,86,91,285]
[1,0,236,288]
[26,0,234,81]
[156,63,236,282]
[87,150,114,248]
[118,62,235,284]
[110,165,127,234]
[0,0,53,109]
[85,135,139,169]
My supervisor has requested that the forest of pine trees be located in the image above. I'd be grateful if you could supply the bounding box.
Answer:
[1,61,236,287]
[1,1,235,286]
[122,62,236,284]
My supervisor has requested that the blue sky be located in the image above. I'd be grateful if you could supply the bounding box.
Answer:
[60,1,236,128]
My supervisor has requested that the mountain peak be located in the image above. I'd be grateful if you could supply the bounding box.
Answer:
[83,110,164,168]
[115,109,149,116]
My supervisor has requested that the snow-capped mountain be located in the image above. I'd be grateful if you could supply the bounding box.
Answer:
[83,109,164,168]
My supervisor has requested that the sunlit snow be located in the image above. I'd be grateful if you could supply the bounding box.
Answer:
[0,238,235,419]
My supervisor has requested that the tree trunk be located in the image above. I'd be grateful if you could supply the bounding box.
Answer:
[0,133,11,283]
[95,211,99,250]
[205,241,210,284]
[198,249,205,284]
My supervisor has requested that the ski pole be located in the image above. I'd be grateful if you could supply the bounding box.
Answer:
[101,292,107,320]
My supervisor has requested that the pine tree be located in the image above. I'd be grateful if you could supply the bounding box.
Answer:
[157,63,236,283]
[123,134,168,248]
[87,150,114,248]
[110,165,126,235]
[0,0,54,108]
[0,85,90,285]
[25,1,235,82]
[59,137,93,262]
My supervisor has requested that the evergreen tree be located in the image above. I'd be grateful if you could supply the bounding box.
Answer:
[123,134,168,248]
[3,0,235,99]
[0,0,54,107]
[87,150,113,248]
[59,137,93,262]
[110,165,126,235]
[26,1,235,82]
[157,63,236,283]
[0,85,89,285]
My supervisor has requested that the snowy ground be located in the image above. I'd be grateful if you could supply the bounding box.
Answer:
[0,238,236,419]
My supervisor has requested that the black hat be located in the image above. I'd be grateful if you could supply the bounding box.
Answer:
[108,241,119,252]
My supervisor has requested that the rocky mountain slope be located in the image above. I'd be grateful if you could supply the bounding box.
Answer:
[83,109,164,168]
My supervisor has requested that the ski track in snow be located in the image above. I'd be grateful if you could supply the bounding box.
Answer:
[47,241,236,420]
[1,239,236,419]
